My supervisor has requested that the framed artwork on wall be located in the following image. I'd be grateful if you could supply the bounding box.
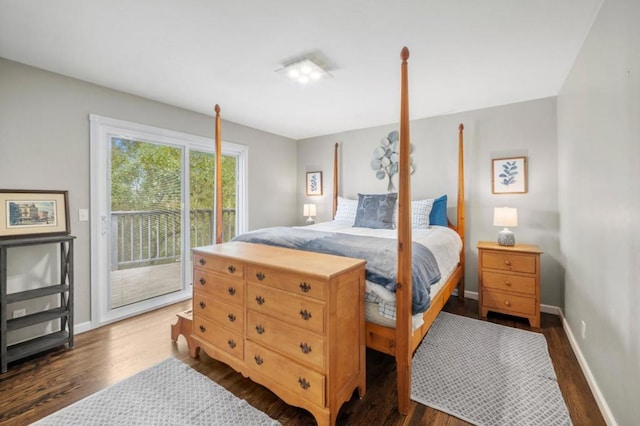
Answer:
[492,157,527,194]
[0,190,70,239]
[306,171,323,196]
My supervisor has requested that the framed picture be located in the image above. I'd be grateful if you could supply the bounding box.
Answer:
[0,190,70,239]
[306,171,323,196]
[492,157,527,194]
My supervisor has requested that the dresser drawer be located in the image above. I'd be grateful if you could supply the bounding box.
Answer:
[192,316,244,360]
[194,253,244,279]
[247,265,326,300]
[246,340,325,407]
[482,290,537,316]
[193,270,244,305]
[482,271,536,295]
[193,293,244,333]
[247,283,325,334]
[247,310,325,371]
[481,251,536,274]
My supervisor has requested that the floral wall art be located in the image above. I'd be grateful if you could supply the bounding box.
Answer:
[492,157,527,194]
[370,130,414,192]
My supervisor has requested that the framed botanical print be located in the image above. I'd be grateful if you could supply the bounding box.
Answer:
[492,157,527,194]
[0,190,70,239]
[306,171,323,196]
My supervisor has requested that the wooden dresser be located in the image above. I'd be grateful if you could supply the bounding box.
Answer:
[477,241,542,327]
[191,241,366,426]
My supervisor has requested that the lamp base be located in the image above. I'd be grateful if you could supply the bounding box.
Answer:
[497,228,515,246]
[305,217,315,225]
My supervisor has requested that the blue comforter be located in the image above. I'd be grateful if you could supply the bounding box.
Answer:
[232,227,440,314]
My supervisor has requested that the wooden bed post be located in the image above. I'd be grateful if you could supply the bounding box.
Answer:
[214,104,223,244]
[333,142,339,219]
[457,123,465,299]
[396,46,413,415]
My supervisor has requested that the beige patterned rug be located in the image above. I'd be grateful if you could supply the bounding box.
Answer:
[35,357,280,425]
[412,312,571,425]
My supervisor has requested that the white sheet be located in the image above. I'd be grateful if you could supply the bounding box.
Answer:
[301,221,462,328]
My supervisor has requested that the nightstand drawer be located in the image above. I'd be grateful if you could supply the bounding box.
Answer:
[481,251,536,274]
[482,290,537,316]
[482,271,536,295]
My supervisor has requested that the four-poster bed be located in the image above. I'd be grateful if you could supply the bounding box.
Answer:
[192,47,466,424]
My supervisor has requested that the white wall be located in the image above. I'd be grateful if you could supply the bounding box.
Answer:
[297,97,563,307]
[0,58,298,330]
[557,0,640,423]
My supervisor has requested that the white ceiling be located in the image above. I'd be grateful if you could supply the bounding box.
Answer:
[0,0,603,140]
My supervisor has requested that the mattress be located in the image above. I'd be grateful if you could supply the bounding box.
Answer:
[303,221,462,329]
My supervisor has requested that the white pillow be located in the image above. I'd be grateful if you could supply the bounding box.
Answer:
[333,196,358,225]
[393,198,435,229]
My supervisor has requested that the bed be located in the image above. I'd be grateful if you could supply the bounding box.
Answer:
[211,47,466,415]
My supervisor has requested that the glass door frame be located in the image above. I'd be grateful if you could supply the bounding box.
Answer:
[89,115,248,327]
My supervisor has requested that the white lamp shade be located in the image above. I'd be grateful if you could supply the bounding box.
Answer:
[493,207,518,227]
[303,204,317,217]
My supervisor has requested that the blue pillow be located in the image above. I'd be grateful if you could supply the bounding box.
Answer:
[429,195,448,226]
[353,193,397,229]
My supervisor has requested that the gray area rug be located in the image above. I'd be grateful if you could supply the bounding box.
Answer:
[411,312,571,425]
[35,357,280,425]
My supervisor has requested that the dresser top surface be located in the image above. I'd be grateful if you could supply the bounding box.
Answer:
[193,241,366,278]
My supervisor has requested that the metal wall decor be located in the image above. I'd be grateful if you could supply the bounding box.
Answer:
[371,130,414,192]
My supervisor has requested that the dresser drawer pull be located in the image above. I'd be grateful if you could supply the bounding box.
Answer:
[199,258,206,266]
[255,324,265,334]
[504,260,511,266]
[298,377,310,390]
[227,313,236,322]
[227,287,236,296]
[299,342,312,354]
[504,300,511,307]
[199,324,206,333]
[198,300,206,309]
[228,265,236,274]
[505,280,512,286]
[254,355,264,365]
[299,309,312,320]
[255,295,265,305]
[199,277,206,285]
[227,339,236,349]
[256,272,266,281]
[299,282,311,293]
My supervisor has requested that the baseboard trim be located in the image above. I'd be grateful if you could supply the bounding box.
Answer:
[463,290,561,315]
[559,310,617,426]
[74,321,93,335]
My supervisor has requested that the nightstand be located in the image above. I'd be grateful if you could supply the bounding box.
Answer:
[477,241,542,327]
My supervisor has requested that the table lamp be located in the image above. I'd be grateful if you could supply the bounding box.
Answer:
[303,204,317,225]
[493,207,518,246]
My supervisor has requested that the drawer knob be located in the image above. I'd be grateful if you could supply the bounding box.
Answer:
[254,355,264,365]
[227,287,236,296]
[255,295,265,305]
[199,277,206,285]
[198,300,206,309]
[199,258,206,266]
[199,324,206,333]
[227,313,236,322]
[298,377,310,390]
[504,260,511,266]
[505,280,512,286]
[299,309,312,321]
[228,265,236,274]
[227,339,236,349]
[299,342,312,354]
[299,282,311,293]
[256,324,265,334]
[504,300,511,307]
[256,272,266,281]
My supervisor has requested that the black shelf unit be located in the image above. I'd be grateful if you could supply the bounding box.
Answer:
[1,235,75,373]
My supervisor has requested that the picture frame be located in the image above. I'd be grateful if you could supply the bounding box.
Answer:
[492,157,527,194]
[306,171,323,196]
[0,190,70,239]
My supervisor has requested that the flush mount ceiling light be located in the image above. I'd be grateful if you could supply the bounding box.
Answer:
[276,58,333,84]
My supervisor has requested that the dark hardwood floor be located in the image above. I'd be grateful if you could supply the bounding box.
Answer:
[0,297,605,425]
